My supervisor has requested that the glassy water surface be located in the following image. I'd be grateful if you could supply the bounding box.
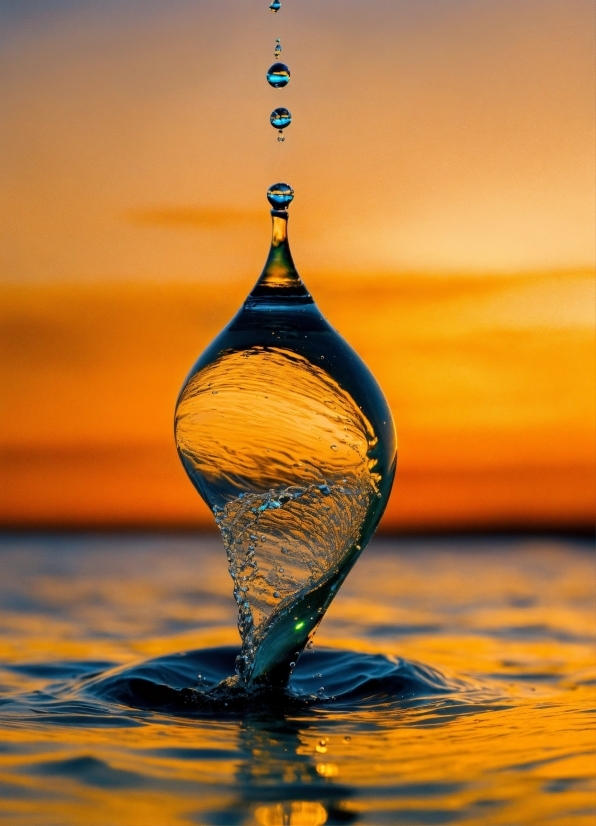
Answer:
[0,535,593,825]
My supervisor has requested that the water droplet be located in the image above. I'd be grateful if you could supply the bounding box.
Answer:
[274,38,282,59]
[343,735,351,743]
[212,390,218,395]
[273,591,280,598]
[266,183,294,210]
[266,62,290,88]
[277,135,285,142]
[270,107,292,130]
[330,444,338,451]
[269,0,281,12]
[290,661,296,668]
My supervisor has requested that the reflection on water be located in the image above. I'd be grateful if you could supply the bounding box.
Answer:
[0,535,594,825]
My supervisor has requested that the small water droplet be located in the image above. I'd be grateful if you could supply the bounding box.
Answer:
[267,62,290,88]
[270,107,292,130]
[269,0,281,12]
[274,38,282,59]
[330,444,338,451]
[273,591,280,598]
[343,736,351,743]
[290,661,296,668]
[277,135,285,142]
[212,390,218,395]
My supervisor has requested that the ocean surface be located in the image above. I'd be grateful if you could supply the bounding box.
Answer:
[0,534,594,825]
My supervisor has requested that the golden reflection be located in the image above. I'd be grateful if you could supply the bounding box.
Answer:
[176,347,377,493]
[316,763,339,778]
[254,802,328,826]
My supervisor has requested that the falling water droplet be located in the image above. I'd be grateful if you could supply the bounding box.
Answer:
[266,182,294,209]
[278,135,285,142]
[269,0,281,12]
[270,107,292,130]
[274,38,282,59]
[266,62,290,88]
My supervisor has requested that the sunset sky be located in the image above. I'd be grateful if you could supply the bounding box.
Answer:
[1,0,594,530]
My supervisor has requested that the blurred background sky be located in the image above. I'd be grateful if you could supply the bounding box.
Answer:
[1,0,594,531]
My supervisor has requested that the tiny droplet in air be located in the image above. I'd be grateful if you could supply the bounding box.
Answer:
[270,107,292,130]
[267,62,290,88]
[269,0,281,12]
[274,38,282,59]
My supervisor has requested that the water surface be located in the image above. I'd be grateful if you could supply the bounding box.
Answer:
[0,535,594,825]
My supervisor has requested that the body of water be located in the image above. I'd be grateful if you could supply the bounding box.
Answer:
[0,535,594,825]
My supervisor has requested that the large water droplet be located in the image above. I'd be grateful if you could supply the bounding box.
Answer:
[269,0,281,12]
[267,182,294,209]
[270,107,292,130]
[267,62,290,88]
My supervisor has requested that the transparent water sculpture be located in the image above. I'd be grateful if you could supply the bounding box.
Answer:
[174,185,396,687]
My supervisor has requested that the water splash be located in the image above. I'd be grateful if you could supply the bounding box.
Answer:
[215,478,374,684]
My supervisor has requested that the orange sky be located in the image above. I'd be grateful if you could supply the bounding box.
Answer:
[0,0,594,530]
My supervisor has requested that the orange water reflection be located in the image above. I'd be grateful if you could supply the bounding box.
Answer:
[0,536,593,825]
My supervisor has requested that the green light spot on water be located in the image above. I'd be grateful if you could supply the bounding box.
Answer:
[295,621,305,630]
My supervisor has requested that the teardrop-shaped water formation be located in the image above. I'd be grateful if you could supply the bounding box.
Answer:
[267,62,290,88]
[274,38,282,59]
[269,0,281,12]
[270,107,292,130]
[174,186,396,688]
